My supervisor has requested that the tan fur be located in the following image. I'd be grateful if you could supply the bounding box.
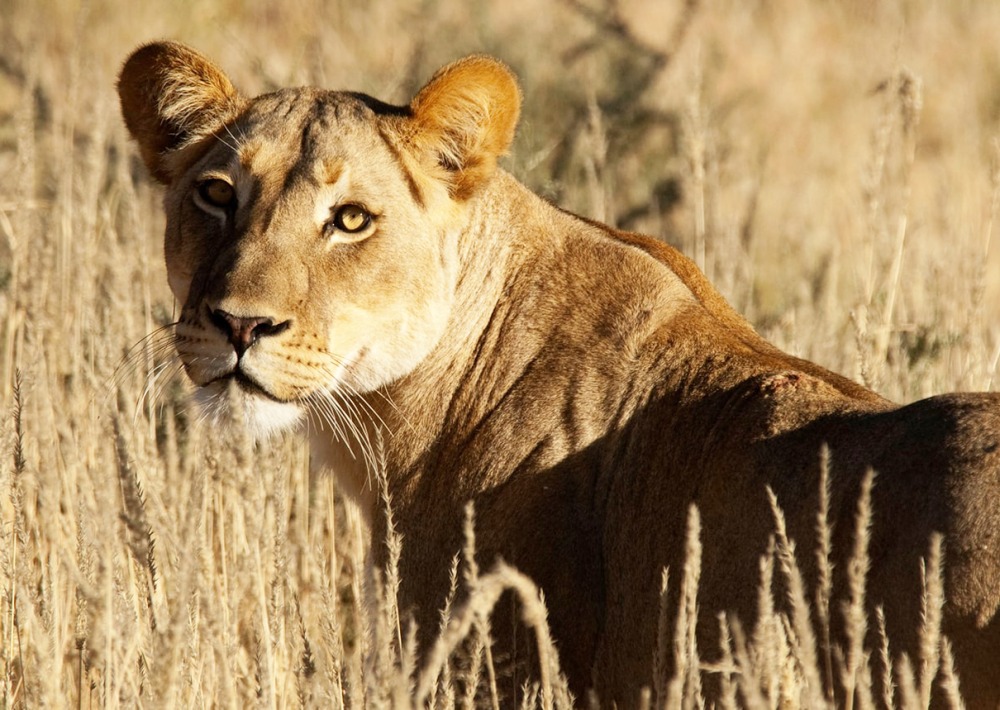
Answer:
[119,43,1000,707]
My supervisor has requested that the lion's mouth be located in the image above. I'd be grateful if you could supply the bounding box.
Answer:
[192,366,306,440]
[209,369,288,403]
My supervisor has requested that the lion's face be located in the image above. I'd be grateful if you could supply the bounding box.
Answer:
[165,91,459,437]
[118,44,520,437]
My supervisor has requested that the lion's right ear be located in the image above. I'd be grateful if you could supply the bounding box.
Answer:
[118,42,242,183]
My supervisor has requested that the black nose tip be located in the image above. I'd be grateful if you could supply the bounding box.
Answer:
[209,308,290,357]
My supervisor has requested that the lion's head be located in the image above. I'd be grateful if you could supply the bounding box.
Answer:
[118,42,520,439]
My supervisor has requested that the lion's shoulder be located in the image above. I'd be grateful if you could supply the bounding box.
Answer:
[561,214,885,404]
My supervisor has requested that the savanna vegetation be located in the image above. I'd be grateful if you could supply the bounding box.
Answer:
[1,0,998,706]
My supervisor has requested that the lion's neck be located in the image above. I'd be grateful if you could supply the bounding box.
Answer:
[378,172,547,472]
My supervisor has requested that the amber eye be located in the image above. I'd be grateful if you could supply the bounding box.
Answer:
[330,204,373,234]
[197,179,236,210]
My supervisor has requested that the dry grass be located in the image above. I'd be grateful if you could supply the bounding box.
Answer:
[1,0,998,706]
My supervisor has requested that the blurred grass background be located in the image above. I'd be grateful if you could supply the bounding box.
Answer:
[1,0,999,706]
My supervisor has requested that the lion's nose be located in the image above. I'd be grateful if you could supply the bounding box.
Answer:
[208,308,291,357]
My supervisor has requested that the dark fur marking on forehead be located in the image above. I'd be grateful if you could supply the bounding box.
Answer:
[300,100,326,158]
[252,91,416,197]
[377,125,425,209]
[273,99,326,194]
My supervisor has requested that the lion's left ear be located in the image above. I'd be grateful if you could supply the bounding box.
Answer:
[409,55,521,200]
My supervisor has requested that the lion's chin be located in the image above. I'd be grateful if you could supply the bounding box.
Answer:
[193,380,304,441]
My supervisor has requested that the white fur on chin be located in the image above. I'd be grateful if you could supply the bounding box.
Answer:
[193,381,304,441]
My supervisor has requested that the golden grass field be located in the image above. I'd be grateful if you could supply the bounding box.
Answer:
[2,0,1000,706]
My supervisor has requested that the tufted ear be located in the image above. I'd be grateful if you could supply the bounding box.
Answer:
[118,41,243,183]
[409,55,521,200]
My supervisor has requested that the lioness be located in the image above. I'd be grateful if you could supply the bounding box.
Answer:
[118,43,1000,706]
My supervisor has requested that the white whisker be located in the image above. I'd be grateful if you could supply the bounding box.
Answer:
[213,124,240,153]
